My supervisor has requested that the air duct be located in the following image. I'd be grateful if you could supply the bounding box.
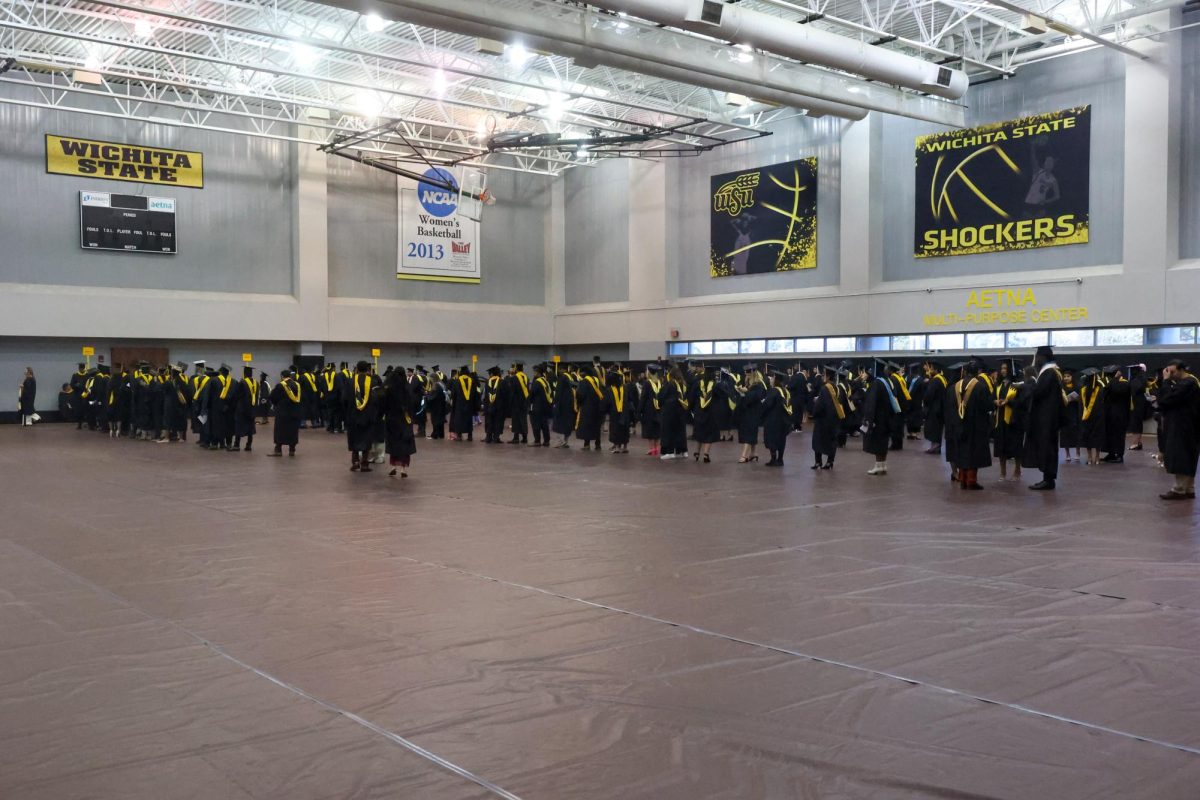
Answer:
[587,0,970,100]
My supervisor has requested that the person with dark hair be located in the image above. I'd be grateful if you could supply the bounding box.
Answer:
[507,362,530,444]
[345,361,382,471]
[922,360,947,455]
[1024,346,1065,490]
[161,363,191,443]
[905,363,927,440]
[886,361,912,451]
[1155,359,1200,500]
[449,365,477,442]
[385,367,416,479]
[268,369,301,457]
[606,368,633,455]
[1101,365,1131,463]
[658,364,690,460]
[575,363,605,451]
[425,370,448,440]
[1128,364,1150,451]
[639,364,662,455]
[551,366,577,448]
[787,365,810,433]
[1059,369,1082,463]
[690,366,721,462]
[734,365,765,463]
[482,366,505,444]
[956,357,995,490]
[862,361,898,476]
[57,382,79,424]
[529,363,553,447]
[992,360,1024,482]
[205,363,236,450]
[321,363,342,434]
[230,365,259,452]
[410,366,429,439]
[1079,368,1106,466]
[811,366,843,470]
[761,371,792,467]
[69,363,88,428]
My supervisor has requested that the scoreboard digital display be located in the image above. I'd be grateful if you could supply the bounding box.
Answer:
[79,191,177,253]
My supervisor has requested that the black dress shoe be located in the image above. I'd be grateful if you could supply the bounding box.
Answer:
[1029,480,1055,490]
[1160,491,1190,500]
[820,463,833,470]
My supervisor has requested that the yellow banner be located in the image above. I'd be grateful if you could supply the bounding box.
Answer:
[46,134,204,188]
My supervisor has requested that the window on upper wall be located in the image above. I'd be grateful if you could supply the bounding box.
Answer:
[740,340,766,354]
[891,334,926,351]
[857,336,890,351]
[966,332,1005,349]
[713,340,739,355]
[689,341,714,355]
[1006,330,1049,348]
[1051,329,1095,348]
[1096,328,1144,347]
[795,338,825,352]
[1146,326,1197,346]
[927,333,965,350]
[767,339,795,353]
[825,336,856,352]
[667,342,688,357]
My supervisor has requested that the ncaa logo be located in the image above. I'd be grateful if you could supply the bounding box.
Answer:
[417,167,459,218]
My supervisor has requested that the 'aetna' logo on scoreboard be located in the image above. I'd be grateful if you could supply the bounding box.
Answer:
[417,167,459,217]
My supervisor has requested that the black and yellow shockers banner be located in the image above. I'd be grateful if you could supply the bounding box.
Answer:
[710,157,817,277]
[914,106,1090,258]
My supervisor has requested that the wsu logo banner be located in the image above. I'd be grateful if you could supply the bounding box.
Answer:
[710,157,817,277]
[914,106,1090,258]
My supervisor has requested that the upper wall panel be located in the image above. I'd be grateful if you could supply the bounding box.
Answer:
[882,48,1125,282]
[327,157,549,305]
[0,84,296,294]
[1182,23,1200,260]
[564,159,630,305]
[666,115,844,299]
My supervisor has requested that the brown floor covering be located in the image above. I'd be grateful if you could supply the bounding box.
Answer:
[1,424,1199,799]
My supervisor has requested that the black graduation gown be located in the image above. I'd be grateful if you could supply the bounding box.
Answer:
[607,384,633,445]
[164,375,191,435]
[944,380,963,467]
[449,375,477,436]
[133,374,156,431]
[761,387,791,452]
[345,373,382,451]
[638,378,661,439]
[887,373,912,441]
[18,376,36,415]
[483,376,505,438]
[552,376,577,435]
[906,377,927,434]
[575,375,605,442]
[1157,376,1200,477]
[735,384,765,445]
[659,380,689,453]
[1022,367,1064,472]
[58,389,79,422]
[861,379,894,457]
[1102,377,1131,453]
[426,382,448,432]
[269,380,302,446]
[232,378,258,438]
[385,380,417,460]
[508,372,530,432]
[811,382,842,457]
[991,380,1024,460]
[207,374,235,442]
[715,374,736,433]
[1128,375,1149,434]
[846,382,866,435]
[1079,379,1106,450]
[923,375,947,444]
[530,376,554,426]
[691,380,721,445]
[1059,382,1082,448]
[301,372,321,420]
[957,376,995,470]
[787,374,809,431]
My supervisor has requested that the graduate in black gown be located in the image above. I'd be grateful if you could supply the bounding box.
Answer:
[734,365,765,463]
[384,366,417,479]
[230,365,259,452]
[1154,359,1200,500]
[761,370,792,467]
[529,363,554,447]
[905,363,927,440]
[575,364,606,451]
[205,364,236,450]
[885,362,913,451]
[690,366,721,463]
[956,357,995,490]
[425,371,448,440]
[507,362,530,444]
[810,366,844,469]
[922,360,948,455]
[345,361,382,471]
[551,367,577,448]
[1059,369,1083,462]
[268,369,301,456]
[1023,346,1065,490]
[716,367,738,441]
[658,364,690,460]
[69,363,88,428]
[1078,368,1106,465]
[1127,364,1150,451]
[991,360,1024,482]
[639,364,663,455]
[787,366,810,433]
[862,360,899,476]
[18,367,37,426]
[163,363,191,443]
[449,366,477,442]
[320,364,341,434]
[1100,364,1131,463]
[482,366,505,444]
[57,383,79,424]
[606,369,633,454]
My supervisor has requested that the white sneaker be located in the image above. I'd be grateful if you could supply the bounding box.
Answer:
[660,454,674,461]
[867,464,886,475]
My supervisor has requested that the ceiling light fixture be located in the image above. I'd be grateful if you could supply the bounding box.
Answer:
[364,13,388,33]
[506,42,532,66]
[133,19,154,39]
[291,42,321,69]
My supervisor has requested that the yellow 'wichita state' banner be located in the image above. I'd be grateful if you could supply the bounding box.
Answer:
[914,106,1089,258]
[46,134,204,188]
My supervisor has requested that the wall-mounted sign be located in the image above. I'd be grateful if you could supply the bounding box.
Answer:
[710,157,817,278]
[914,106,1090,258]
[398,167,480,284]
[79,191,177,253]
[47,134,204,188]
[921,287,1088,327]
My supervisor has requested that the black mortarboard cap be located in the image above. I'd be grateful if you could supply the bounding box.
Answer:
[1167,358,1189,370]
[743,363,757,372]
[1035,345,1054,360]
[243,365,254,377]
[1078,367,1100,378]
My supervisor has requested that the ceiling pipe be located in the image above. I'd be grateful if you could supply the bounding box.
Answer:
[316,0,966,125]
[585,0,969,99]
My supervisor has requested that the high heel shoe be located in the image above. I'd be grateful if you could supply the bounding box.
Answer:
[750,456,759,462]
[738,457,749,463]
[694,451,700,462]
[703,454,711,463]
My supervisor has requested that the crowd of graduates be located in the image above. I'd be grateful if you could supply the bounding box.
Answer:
[42,345,1200,499]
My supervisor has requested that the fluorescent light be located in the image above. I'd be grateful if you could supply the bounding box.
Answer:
[506,43,531,66]
[432,68,448,98]
[133,19,154,39]
[291,43,320,69]
[724,92,750,107]
[545,93,567,122]
[356,90,384,120]
[83,51,104,71]
[364,13,387,33]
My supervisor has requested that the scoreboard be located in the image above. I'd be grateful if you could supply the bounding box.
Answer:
[80,191,177,253]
